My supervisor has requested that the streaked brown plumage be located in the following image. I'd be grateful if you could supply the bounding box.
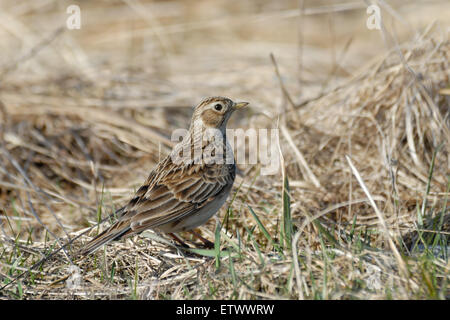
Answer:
[79,97,248,255]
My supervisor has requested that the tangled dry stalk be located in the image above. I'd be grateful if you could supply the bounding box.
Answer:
[0,0,448,300]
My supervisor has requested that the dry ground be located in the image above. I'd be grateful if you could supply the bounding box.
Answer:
[0,0,449,299]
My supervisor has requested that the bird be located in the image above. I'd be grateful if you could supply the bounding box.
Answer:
[79,97,248,255]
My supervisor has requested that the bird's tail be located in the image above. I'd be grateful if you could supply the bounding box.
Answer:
[78,222,131,256]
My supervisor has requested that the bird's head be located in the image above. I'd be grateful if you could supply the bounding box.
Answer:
[190,97,248,131]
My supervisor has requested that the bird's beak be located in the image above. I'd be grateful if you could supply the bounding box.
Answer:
[233,102,249,110]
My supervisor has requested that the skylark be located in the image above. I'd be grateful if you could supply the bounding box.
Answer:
[80,97,248,255]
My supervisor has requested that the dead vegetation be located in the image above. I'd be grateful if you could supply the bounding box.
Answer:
[0,0,449,299]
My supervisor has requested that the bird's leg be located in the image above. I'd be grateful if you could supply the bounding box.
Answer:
[189,230,214,249]
[168,233,189,248]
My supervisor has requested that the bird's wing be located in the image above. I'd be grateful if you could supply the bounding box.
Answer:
[126,155,235,232]
[79,155,234,255]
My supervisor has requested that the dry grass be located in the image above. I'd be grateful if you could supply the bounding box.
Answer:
[0,0,449,300]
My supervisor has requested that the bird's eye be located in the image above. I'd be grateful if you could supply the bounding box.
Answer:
[214,104,223,111]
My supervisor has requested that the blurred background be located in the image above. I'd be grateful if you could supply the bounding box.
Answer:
[1,0,449,107]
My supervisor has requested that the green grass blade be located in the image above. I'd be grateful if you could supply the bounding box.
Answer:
[282,174,293,250]
[247,205,282,254]
[214,221,221,269]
